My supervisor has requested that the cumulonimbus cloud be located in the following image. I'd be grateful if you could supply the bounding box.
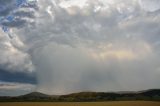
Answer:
[0,0,160,95]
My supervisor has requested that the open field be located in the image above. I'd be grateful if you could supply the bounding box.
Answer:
[0,101,160,106]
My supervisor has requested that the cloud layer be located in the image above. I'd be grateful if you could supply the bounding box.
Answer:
[0,81,35,96]
[0,0,160,95]
[0,0,37,73]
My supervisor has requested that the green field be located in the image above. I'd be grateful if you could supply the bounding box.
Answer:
[0,101,160,106]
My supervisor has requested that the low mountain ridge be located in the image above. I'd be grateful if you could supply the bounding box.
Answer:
[0,89,160,102]
[19,92,50,98]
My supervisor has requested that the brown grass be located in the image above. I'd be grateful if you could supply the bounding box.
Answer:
[0,101,160,106]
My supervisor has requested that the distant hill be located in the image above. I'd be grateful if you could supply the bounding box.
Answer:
[140,89,160,96]
[19,92,51,98]
[0,89,160,102]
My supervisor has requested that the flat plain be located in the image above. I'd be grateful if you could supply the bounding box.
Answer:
[0,101,160,106]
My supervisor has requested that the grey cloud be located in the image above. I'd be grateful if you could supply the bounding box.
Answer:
[0,0,16,16]
[0,0,37,29]
[0,81,35,96]
[2,19,27,28]
[0,0,38,74]
[139,0,160,12]
[13,0,160,94]
[0,30,34,73]
[1,0,160,95]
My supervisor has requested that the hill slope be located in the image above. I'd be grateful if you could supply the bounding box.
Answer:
[19,92,50,98]
[0,89,160,102]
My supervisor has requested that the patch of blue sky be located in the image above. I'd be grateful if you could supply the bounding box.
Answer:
[16,0,27,7]
[0,15,14,32]
[0,0,23,32]
[6,15,14,22]
[0,0,36,33]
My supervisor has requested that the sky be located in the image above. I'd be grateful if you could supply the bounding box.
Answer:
[0,0,160,96]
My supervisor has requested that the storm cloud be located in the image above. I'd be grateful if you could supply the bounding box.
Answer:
[0,0,160,95]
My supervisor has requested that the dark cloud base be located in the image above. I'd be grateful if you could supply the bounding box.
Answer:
[0,69,37,84]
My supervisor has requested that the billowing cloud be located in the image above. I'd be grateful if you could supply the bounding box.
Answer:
[0,0,160,95]
[0,0,37,73]
[139,0,160,12]
[0,0,37,28]
[0,29,34,73]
